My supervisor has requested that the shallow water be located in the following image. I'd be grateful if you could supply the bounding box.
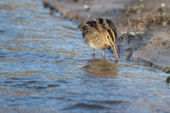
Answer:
[0,0,170,113]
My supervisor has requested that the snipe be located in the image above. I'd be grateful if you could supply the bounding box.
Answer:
[82,18,119,61]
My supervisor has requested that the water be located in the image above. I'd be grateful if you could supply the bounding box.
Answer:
[0,0,169,113]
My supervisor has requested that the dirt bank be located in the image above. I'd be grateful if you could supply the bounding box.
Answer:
[43,0,170,73]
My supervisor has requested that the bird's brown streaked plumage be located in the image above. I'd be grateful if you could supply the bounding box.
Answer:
[82,18,118,61]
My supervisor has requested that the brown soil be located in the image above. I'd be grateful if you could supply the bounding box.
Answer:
[43,0,170,73]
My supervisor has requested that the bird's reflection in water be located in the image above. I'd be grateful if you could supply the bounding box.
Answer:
[83,58,118,78]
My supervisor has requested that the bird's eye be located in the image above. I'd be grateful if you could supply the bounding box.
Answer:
[107,36,109,38]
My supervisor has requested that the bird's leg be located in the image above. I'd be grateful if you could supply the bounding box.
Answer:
[102,49,105,58]
[93,49,95,57]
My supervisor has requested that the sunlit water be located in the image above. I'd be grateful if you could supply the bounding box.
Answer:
[0,0,169,113]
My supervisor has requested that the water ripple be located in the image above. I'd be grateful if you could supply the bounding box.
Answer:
[0,0,169,113]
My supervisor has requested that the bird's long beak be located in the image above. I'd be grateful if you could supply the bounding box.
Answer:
[109,39,119,62]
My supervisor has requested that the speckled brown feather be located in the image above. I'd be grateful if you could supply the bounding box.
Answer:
[82,18,119,61]
[82,18,117,47]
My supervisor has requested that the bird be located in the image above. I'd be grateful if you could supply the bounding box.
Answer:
[82,18,119,62]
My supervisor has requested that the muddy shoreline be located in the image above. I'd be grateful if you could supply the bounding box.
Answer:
[42,0,170,73]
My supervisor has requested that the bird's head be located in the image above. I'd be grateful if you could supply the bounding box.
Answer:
[104,29,119,62]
